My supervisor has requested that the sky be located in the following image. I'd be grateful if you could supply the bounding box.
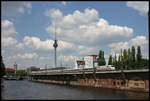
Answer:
[1,1,149,69]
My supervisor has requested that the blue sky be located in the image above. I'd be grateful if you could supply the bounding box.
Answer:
[1,1,149,69]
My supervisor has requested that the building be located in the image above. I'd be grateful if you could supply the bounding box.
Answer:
[26,66,40,74]
[5,63,18,76]
[5,67,16,76]
[76,60,85,69]
[84,56,94,68]
[14,63,17,72]
[75,55,99,69]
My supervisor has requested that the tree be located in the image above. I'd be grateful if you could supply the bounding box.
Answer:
[108,55,112,65]
[1,56,6,77]
[98,50,102,66]
[120,49,124,70]
[123,49,128,70]
[102,51,106,65]
[131,46,136,69]
[127,48,132,70]
[15,70,27,77]
[117,55,121,70]
[141,59,149,69]
[131,46,136,61]
[136,45,142,68]
[98,50,106,66]
[112,54,117,67]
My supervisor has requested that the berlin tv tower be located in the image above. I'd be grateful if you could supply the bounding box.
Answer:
[53,21,58,68]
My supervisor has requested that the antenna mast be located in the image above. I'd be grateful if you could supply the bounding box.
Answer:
[53,19,58,68]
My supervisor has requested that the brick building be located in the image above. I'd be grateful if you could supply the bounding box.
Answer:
[5,63,17,76]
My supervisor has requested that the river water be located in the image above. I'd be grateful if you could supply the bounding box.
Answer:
[1,80,149,100]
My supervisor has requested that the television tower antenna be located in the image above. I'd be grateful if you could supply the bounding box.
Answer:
[53,20,58,68]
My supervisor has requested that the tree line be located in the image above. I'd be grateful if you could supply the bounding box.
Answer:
[108,45,149,70]
[15,70,27,77]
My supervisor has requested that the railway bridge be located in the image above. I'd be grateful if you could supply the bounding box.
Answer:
[28,69,149,92]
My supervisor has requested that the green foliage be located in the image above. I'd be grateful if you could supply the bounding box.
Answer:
[110,45,149,70]
[112,54,117,67]
[131,46,136,69]
[137,46,142,62]
[98,50,106,66]
[140,59,149,69]
[123,49,128,70]
[136,45,142,68]
[115,55,121,70]
[127,48,132,70]
[108,55,112,65]
[15,70,27,76]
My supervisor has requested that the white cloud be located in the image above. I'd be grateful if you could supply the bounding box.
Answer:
[24,2,32,8]
[109,36,148,58]
[2,1,32,16]
[4,52,40,69]
[2,20,18,37]
[17,53,38,59]
[45,8,63,20]
[129,36,148,46]
[18,6,24,13]
[58,40,77,53]
[23,35,101,59]
[2,37,24,51]
[23,2,32,14]
[126,1,149,15]
[58,55,77,68]
[78,45,98,56]
[44,8,135,65]
[23,36,77,53]
[62,1,67,6]
[23,36,53,51]
[45,8,133,47]
[2,19,24,51]
[6,53,38,60]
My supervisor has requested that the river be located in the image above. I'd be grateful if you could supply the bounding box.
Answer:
[1,80,149,100]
